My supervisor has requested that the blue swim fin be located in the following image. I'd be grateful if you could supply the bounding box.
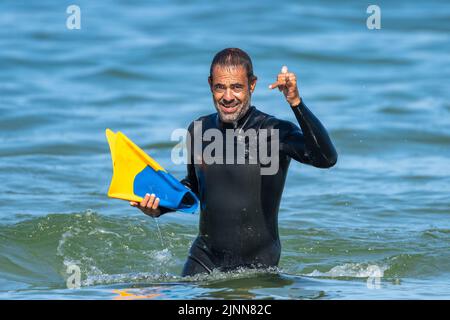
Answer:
[106,129,199,214]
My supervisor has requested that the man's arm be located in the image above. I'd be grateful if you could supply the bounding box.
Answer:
[181,121,200,195]
[180,165,199,196]
[280,99,337,168]
[269,66,337,168]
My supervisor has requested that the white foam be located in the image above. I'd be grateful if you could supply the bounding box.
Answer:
[304,263,388,278]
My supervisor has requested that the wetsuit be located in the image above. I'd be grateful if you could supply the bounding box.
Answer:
[165,100,337,276]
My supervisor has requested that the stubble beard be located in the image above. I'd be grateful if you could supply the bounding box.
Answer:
[213,97,251,124]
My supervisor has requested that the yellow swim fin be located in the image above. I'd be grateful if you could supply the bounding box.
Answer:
[105,129,199,213]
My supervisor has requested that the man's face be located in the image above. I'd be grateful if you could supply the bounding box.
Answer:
[209,65,257,123]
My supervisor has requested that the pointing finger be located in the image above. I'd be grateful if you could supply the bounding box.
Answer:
[269,67,289,89]
[269,81,282,89]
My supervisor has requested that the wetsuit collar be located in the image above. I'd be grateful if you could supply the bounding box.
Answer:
[216,105,255,130]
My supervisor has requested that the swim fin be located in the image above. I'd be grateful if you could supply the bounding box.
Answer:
[105,129,199,214]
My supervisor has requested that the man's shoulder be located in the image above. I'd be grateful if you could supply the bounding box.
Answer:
[254,107,297,131]
[187,112,217,131]
[196,112,218,123]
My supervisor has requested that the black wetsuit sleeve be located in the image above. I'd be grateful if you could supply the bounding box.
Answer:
[158,122,199,216]
[158,206,175,215]
[180,165,199,196]
[180,121,200,195]
[280,99,338,168]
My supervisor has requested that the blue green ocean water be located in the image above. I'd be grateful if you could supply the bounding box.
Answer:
[0,0,449,299]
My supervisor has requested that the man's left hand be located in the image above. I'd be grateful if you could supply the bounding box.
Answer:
[269,66,301,107]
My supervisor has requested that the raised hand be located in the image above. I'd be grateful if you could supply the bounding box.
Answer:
[269,66,301,107]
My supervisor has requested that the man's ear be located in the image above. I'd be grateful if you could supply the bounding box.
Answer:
[249,76,257,93]
[208,76,213,91]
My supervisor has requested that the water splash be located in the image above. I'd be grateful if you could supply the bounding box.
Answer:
[303,262,389,279]
[81,265,281,287]
[153,217,165,247]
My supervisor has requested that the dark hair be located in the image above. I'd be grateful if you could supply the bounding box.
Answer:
[209,48,256,82]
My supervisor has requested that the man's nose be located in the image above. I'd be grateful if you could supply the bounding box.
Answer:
[223,88,234,102]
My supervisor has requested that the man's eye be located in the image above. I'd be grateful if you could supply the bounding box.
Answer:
[231,85,244,91]
[214,85,225,91]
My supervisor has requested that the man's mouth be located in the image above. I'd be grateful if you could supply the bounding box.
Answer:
[220,103,239,114]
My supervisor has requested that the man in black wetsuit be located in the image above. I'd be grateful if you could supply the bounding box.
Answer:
[130,48,337,276]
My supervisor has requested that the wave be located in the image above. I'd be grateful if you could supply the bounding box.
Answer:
[302,251,450,281]
[1,211,448,291]
[303,262,389,279]
[0,210,195,289]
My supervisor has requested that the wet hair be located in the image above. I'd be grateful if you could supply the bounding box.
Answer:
[209,48,257,83]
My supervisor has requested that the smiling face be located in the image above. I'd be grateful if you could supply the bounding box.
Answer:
[209,65,257,123]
